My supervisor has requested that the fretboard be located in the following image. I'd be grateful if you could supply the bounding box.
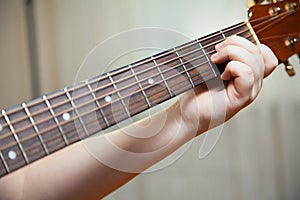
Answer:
[0,21,258,177]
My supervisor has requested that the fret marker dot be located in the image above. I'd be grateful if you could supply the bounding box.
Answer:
[105,96,112,103]
[148,78,154,85]
[62,112,71,121]
[0,124,2,132]
[8,150,17,160]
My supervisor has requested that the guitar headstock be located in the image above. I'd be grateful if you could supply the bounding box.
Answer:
[248,0,300,76]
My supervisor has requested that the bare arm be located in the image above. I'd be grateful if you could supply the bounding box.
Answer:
[0,36,278,200]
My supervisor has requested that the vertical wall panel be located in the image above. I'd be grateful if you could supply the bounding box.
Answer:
[0,0,32,109]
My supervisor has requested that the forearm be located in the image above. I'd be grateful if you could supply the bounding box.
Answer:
[0,102,200,200]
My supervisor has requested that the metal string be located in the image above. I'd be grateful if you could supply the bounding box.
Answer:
[0,9,296,163]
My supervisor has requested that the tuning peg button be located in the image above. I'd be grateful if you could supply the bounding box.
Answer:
[268,6,282,16]
[285,2,299,11]
[285,62,296,77]
[285,38,299,50]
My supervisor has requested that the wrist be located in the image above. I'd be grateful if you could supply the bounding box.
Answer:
[169,100,209,138]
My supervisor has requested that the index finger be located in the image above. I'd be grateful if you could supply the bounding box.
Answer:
[215,35,259,54]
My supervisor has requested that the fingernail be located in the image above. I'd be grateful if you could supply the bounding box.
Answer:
[220,72,225,80]
[211,52,219,60]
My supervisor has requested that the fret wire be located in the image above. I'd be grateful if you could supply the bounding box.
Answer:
[64,88,89,137]
[107,72,131,117]
[151,56,173,97]
[16,134,62,158]
[2,110,29,164]
[197,39,217,78]
[220,30,226,39]
[1,23,249,129]
[174,48,195,88]
[43,95,69,145]
[0,151,10,173]
[85,80,110,127]
[22,102,49,155]
[0,25,255,143]
[129,65,152,108]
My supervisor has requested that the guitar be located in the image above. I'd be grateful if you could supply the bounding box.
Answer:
[0,0,299,178]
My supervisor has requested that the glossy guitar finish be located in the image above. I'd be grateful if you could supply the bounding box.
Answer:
[249,0,300,75]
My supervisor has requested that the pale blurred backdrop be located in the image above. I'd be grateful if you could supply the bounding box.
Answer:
[1,0,300,199]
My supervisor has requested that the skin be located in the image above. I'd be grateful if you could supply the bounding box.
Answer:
[0,36,278,200]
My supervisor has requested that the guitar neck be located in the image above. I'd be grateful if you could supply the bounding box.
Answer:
[0,21,257,177]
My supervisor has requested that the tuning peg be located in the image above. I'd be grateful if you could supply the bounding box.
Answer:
[284,62,296,77]
[247,0,266,8]
[285,1,299,11]
[285,37,299,50]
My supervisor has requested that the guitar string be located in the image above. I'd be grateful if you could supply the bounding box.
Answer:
[3,15,277,130]
[0,22,249,129]
[0,14,298,175]
[0,7,292,152]
[0,36,255,153]
[0,30,254,145]
[1,21,251,117]
[0,48,221,151]
[0,65,216,156]
[0,9,290,153]
[12,8,298,159]
[0,36,258,155]
[0,16,288,141]
[36,7,297,105]
[0,8,294,127]
[257,32,300,41]
[252,9,297,35]
[0,7,294,121]
[0,9,296,161]
[1,37,220,128]
[248,3,299,24]
[0,51,217,148]
[0,30,290,167]
[23,6,298,156]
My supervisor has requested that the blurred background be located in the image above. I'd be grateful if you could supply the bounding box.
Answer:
[1,0,300,199]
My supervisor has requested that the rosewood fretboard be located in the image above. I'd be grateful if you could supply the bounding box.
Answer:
[0,21,258,177]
